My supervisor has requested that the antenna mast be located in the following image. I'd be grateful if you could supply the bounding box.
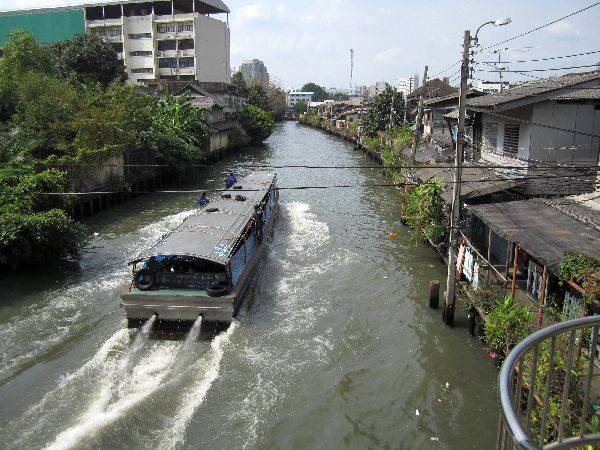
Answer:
[350,49,355,89]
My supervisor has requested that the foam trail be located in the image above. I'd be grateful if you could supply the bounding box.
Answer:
[159,322,238,449]
[172,316,203,372]
[45,339,178,450]
[117,315,156,381]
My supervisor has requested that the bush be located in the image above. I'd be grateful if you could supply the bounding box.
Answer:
[400,180,447,244]
[239,104,275,144]
[484,295,532,353]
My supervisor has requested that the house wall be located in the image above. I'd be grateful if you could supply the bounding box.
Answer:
[194,14,230,83]
[480,106,532,161]
[210,130,230,152]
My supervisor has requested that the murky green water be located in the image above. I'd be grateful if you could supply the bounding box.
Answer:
[0,122,498,449]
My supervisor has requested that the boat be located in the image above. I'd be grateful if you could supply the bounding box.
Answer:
[121,172,279,327]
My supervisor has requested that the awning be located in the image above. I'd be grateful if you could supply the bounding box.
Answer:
[416,165,525,203]
[468,199,600,272]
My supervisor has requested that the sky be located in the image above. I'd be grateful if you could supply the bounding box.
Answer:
[1,0,600,89]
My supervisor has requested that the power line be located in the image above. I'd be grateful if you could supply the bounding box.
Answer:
[477,63,600,73]
[478,2,600,53]
[480,49,600,64]
[431,60,461,77]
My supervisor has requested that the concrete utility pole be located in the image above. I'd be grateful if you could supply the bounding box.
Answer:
[350,49,355,89]
[443,30,470,326]
[389,88,396,130]
[411,65,428,158]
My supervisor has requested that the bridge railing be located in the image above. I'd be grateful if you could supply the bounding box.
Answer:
[498,315,600,450]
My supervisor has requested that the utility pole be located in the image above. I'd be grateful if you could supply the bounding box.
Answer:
[389,88,395,130]
[411,65,428,158]
[443,30,470,326]
[350,49,355,90]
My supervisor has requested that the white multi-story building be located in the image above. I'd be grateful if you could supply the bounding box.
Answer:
[396,73,419,98]
[287,91,314,107]
[83,0,231,84]
[368,81,388,97]
[239,59,269,86]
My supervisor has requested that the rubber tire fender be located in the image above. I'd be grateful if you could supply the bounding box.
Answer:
[207,283,229,297]
[134,268,155,291]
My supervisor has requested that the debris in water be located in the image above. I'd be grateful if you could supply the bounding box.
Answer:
[415,409,420,416]
[431,437,439,442]
[445,381,450,389]
[388,231,397,237]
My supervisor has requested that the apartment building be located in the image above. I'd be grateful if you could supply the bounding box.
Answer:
[396,73,419,98]
[0,0,231,85]
[287,91,314,107]
[239,59,269,86]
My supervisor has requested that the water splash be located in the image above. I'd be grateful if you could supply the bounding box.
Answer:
[172,316,203,372]
[158,322,238,449]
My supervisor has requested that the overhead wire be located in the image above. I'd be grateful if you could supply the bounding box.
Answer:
[480,49,600,64]
[477,63,600,73]
[476,2,600,54]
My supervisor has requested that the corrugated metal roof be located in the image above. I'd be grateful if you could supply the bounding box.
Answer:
[468,198,600,272]
[416,165,524,203]
[467,71,600,109]
[137,172,275,264]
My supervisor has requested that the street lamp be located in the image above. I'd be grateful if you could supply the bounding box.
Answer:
[473,17,512,45]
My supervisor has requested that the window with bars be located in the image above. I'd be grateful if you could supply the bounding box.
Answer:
[178,57,195,68]
[483,122,498,151]
[177,22,193,32]
[159,58,177,69]
[503,124,520,154]
[128,33,151,39]
[157,24,176,33]
[131,68,153,74]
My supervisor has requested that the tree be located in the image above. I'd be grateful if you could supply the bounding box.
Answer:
[362,86,405,137]
[247,84,270,111]
[239,104,275,144]
[231,71,249,96]
[50,33,126,85]
[265,84,287,121]
[300,82,329,102]
[295,100,308,114]
[332,92,350,101]
[0,30,55,120]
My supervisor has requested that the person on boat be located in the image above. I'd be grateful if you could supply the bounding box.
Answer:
[225,172,237,189]
[197,192,209,208]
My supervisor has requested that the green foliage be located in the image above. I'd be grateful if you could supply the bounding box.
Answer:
[265,84,287,121]
[484,295,532,353]
[0,30,55,120]
[295,100,308,114]
[300,82,329,102]
[231,71,249,96]
[0,165,84,267]
[558,251,600,304]
[50,33,125,85]
[239,104,275,144]
[247,84,270,111]
[230,122,250,148]
[400,180,447,244]
[362,86,405,137]
[332,92,350,101]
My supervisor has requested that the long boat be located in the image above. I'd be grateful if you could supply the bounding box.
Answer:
[121,172,279,327]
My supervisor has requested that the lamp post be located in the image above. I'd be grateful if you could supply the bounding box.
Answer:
[442,17,511,326]
[473,18,512,46]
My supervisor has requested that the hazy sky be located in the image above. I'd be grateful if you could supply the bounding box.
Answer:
[2,0,600,89]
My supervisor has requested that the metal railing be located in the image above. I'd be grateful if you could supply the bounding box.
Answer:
[498,315,600,449]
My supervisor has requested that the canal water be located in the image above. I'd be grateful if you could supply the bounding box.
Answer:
[0,122,498,449]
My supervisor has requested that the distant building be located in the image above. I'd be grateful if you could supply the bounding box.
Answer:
[287,91,314,107]
[476,80,511,93]
[0,0,231,85]
[239,58,270,86]
[396,73,420,98]
[368,81,388,97]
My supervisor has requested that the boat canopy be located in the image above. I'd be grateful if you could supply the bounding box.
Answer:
[133,172,276,265]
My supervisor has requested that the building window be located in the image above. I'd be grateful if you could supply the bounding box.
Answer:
[130,50,152,56]
[483,122,498,151]
[503,124,520,154]
[131,68,153,74]
[128,33,152,39]
[179,57,194,68]
[177,22,193,32]
[159,58,177,68]
[158,40,177,51]
[157,24,176,33]
[178,39,194,50]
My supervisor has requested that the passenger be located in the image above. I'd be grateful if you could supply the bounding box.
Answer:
[225,172,237,189]
[197,192,209,208]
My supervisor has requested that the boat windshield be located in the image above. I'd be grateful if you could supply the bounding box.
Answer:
[136,255,228,290]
